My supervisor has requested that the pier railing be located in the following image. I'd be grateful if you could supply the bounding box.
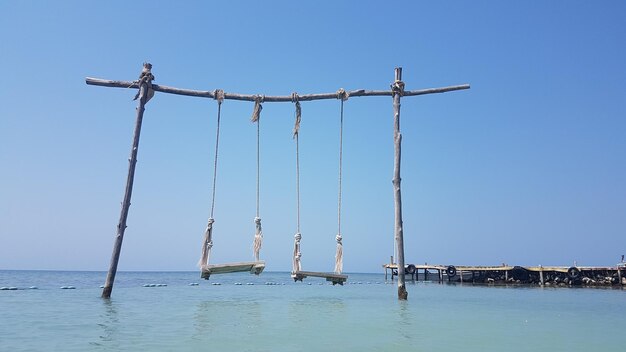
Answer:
[383,263,625,287]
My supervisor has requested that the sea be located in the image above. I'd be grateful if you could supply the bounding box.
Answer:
[1,270,624,352]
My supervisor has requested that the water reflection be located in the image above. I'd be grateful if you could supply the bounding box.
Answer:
[192,299,263,343]
[91,299,120,350]
[287,297,346,349]
[397,300,413,341]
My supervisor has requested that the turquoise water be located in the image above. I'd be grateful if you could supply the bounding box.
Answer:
[1,271,624,351]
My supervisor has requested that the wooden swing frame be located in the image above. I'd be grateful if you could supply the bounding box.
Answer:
[87,64,469,299]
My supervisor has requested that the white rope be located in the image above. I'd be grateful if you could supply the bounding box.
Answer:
[198,218,214,269]
[209,100,222,219]
[334,234,343,274]
[253,216,263,262]
[252,102,263,262]
[293,232,302,273]
[334,97,345,274]
[292,94,302,273]
[199,97,222,268]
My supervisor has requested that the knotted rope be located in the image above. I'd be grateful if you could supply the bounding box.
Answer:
[213,89,225,104]
[336,88,349,101]
[335,234,343,273]
[198,218,214,269]
[391,78,405,96]
[250,95,264,123]
[133,62,155,103]
[199,95,223,268]
[252,97,263,261]
[293,232,302,273]
[292,93,302,273]
[253,217,263,261]
[334,94,345,274]
[292,92,301,138]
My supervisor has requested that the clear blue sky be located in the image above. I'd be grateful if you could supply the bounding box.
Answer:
[1,1,624,273]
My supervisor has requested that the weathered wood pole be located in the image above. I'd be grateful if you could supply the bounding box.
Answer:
[392,67,408,300]
[539,265,545,286]
[102,64,153,299]
[618,266,622,286]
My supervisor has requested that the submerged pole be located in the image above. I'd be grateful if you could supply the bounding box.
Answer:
[102,63,154,299]
[392,67,408,300]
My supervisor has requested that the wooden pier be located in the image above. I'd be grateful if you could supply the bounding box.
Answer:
[383,262,626,287]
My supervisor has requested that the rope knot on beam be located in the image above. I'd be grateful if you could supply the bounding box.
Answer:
[251,95,264,122]
[336,88,349,101]
[133,62,155,102]
[213,89,225,104]
[292,92,301,138]
[391,80,405,97]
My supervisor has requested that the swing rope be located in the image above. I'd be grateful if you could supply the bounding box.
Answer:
[335,88,348,273]
[292,92,302,273]
[251,95,264,262]
[199,90,224,269]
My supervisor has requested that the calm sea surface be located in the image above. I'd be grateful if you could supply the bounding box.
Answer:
[1,270,624,351]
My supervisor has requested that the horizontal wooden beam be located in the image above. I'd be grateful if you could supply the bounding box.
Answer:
[85,77,469,102]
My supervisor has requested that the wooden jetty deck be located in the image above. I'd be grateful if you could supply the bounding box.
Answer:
[383,262,625,286]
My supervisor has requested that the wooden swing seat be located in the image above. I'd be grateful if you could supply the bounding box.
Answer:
[201,261,265,280]
[291,270,348,285]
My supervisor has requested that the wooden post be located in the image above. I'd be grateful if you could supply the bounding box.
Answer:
[392,68,408,300]
[539,265,545,286]
[101,64,153,299]
[618,266,622,286]
[438,269,443,283]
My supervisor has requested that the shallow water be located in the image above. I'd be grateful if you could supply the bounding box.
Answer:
[1,270,624,351]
